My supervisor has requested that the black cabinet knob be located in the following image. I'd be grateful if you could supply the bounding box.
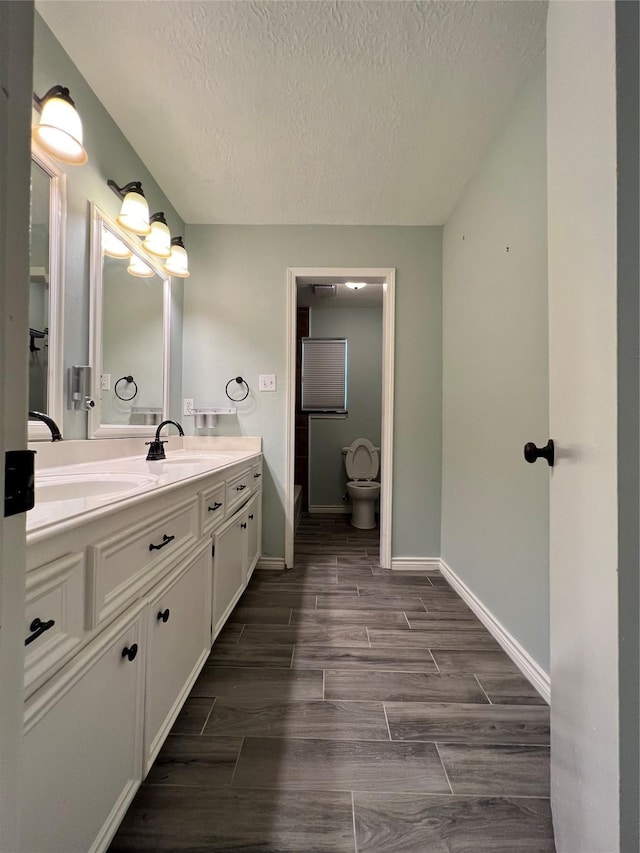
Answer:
[122,643,138,662]
[248,514,254,520]
[157,608,170,623]
[524,439,555,467]
[241,522,247,529]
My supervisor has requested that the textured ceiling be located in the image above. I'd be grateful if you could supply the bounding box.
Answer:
[37,1,547,225]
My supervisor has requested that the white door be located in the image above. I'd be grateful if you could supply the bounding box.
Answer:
[546,3,620,851]
[0,4,35,851]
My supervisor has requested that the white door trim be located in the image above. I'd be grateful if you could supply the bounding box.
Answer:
[285,267,395,569]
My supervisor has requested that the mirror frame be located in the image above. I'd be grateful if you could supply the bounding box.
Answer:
[28,143,66,440]
[88,203,171,439]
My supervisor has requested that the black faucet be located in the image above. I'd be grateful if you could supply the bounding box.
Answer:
[145,419,184,461]
[29,411,63,442]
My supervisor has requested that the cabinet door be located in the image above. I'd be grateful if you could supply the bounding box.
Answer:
[245,493,261,584]
[212,511,246,638]
[145,540,211,773]
[19,603,145,853]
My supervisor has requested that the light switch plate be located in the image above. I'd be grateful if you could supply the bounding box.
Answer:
[259,374,276,392]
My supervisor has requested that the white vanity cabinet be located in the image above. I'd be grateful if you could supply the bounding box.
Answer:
[212,508,246,637]
[212,485,262,638]
[144,538,211,773]
[20,601,146,853]
[21,449,262,853]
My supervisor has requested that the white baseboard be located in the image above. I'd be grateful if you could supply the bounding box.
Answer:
[308,505,351,515]
[255,557,286,571]
[391,558,442,572]
[438,558,550,704]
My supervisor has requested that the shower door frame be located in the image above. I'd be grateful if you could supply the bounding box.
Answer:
[284,267,395,569]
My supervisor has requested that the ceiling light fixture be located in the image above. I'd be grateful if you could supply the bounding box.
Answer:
[142,212,172,259]
[32,85,88,165]
[163,236,190,278]
[345,281,368,290]
[127,254,155,278]
[107,180,151,236]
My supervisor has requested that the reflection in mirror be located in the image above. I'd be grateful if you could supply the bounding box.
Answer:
[28,147,65,439]
[89,205,170,438]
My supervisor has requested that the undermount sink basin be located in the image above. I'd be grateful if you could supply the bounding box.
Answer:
[35,472,158,503]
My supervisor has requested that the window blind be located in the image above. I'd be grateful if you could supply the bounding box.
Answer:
[301,338,347,412]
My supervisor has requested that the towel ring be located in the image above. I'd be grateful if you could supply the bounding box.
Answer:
[225,376,249,402]
[114,375,138,402]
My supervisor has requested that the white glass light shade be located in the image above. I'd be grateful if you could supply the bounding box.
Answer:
[127,254,155,278]
[142,218,171,258]
[164,242,190,278]
[117,191,151,236]
[345,281,367,290]
[102,229,132,259]
[32,94,88,165]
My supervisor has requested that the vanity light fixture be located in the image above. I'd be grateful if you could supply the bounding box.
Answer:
[163,236,190,278]
[345,281,368,290]
[107,180,151,236]
[32,85,88,165]
[102,229,132,260]
[127,254,155,278]
[142,212,172,259]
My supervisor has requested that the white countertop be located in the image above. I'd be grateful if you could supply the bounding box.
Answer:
[27,444,261,539]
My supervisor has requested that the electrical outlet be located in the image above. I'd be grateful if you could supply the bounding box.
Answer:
[101,373,111,391]
[259,374,276,392]
[183,398,194,416]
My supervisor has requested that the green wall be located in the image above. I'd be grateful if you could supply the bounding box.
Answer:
[308,305,383,509]
[441,57,549,670]
[33,14,185,437]
[182,225,442,562]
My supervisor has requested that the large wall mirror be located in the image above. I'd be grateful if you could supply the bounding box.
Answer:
[88,204,170,438]
[28,145,65,440]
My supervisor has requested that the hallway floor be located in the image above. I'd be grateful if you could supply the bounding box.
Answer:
[110,514,555,852]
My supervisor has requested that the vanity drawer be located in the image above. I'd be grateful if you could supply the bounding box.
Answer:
[200,480,226,536]
[226,467,252,516]
[251,459,263,492]
[25,553,86,696]
[87,495,199,630]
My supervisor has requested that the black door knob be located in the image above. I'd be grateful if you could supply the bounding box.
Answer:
[524,439,555,467]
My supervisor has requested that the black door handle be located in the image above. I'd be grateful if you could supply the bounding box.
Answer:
[149,533,175,551]
[157,608,170,623]
[524,439,555,467]
[236,484,246,491]
[25,617,55,646]
[208,501,222,512]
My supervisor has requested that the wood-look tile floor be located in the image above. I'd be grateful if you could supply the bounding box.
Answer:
[110,515,556,852]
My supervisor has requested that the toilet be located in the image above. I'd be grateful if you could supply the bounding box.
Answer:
[343,438,381,529]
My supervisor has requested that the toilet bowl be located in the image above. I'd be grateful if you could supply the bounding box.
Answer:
[343,438,380,529]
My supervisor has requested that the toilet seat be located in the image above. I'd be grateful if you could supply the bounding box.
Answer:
[344,438,379,481]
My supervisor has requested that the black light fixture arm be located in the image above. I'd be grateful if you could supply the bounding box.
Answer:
[33,84,75,109]
[107,179,146,200]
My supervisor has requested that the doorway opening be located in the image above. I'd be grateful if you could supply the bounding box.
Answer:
[285,268,395,569]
